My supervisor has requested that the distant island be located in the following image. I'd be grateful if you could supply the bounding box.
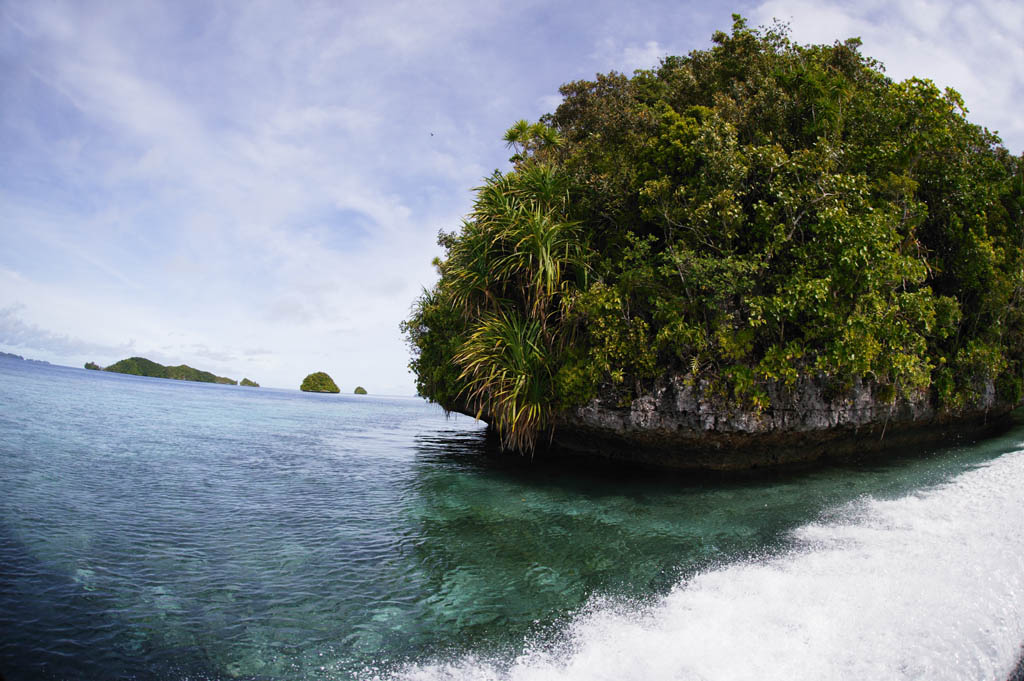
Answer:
[300,372,339,393]
[354,386,367,395]
[240,378,260,387]
[94,356,241,385]
[1,351,51,365]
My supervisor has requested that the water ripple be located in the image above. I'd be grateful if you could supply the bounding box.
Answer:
[2,360,1023,680]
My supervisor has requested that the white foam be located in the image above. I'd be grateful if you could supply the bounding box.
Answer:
[384,450,1024,681]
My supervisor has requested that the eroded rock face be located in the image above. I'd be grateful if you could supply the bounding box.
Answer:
[548,374,1013,471]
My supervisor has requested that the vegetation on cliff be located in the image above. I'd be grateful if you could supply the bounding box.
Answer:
[300,372,340,393]
[103,357,238,385]
[403,16,1024,452]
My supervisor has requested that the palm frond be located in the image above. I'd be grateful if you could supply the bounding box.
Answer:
[455,311,552,452]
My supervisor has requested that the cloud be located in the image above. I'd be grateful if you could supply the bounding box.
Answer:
[0,305,134,359]
[2,0,493,391]
[1,1,1020,394]
[536,93,564,114]
[622,40,668,72]
[187,344,238,364]
[264,297,318,325]
[593,37,663,74]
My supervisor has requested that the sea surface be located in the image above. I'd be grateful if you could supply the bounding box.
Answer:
[1,356,1022,681]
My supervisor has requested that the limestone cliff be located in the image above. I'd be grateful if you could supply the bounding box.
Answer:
[541,375,1016,471]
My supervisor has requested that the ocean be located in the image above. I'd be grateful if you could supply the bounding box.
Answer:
[1,356,1021,680]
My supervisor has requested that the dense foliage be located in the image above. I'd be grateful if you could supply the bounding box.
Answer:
[300,371,340,393]
[404,17,1024,451]
[103,356,238,385]
[354,386,368,394]
[84,362,100,370]
[240,378,260,387]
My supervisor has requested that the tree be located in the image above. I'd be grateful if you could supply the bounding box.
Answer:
[404,16,1024,452]
[405,156,590,451]
[300,372,340,393]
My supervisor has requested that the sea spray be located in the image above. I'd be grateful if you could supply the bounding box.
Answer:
[382,450,1024,681]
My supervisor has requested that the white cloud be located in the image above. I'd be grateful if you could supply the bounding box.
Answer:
[622,40,668,72]
[2,0,1020,395]
[0,304,135,360]
[537,93,564,114]
[593,37,670,74]
[0,0,508,393]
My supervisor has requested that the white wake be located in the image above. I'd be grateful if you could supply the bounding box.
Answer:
[383,449,1024,681]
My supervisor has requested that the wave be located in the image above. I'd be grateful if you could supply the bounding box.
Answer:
[379,449,1024,681]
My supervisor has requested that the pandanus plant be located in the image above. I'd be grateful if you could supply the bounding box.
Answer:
[442,130,589,451]
[503,118,563,164]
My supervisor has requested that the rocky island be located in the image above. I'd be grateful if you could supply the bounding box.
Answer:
[300,372,340,393]
[403,17,1024,470]
[97,356,241,385]
[1,351,51,365]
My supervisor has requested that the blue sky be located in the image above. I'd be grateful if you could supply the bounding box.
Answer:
[2,0,1022,393]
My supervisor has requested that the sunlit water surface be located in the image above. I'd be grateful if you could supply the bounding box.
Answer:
[1,357,1022,680]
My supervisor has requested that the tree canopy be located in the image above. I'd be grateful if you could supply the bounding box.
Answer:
[403,16,1024,452]
[300,371,340,393]
[103,356,238,384]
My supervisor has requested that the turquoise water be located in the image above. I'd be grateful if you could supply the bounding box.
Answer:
[1,356,1022,680]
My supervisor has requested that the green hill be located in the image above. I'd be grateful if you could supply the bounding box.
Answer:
[300,372,340,393]
[103,357,238,385]
[354,386,367,394]
[240,378,260,387]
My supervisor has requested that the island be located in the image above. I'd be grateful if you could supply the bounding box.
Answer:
[402,17,1024,470]
[101,356,239,385]
[1,351,51,365]
[354,386,367,395]
[84,362,100,370]
[240,378,260,387]
[300,372,340,393]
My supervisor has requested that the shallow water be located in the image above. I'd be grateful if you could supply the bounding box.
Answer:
[1,357,1022,680]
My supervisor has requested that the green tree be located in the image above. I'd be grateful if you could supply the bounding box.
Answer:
[300,372,340,393]
[405,15,1024,452]
[405,155,591,451]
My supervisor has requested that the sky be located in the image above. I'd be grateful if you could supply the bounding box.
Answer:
[1,0,1022,394]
